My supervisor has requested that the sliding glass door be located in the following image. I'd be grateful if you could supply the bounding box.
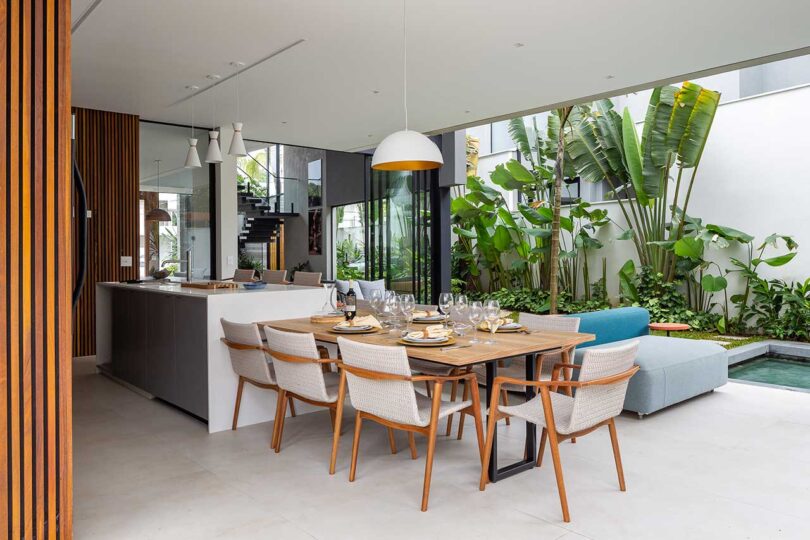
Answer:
[365,168,434,304]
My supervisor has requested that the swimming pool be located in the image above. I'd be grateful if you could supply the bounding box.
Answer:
[728,353,810,391]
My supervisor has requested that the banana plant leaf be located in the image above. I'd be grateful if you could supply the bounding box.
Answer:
[622,107,648,206]
[677,83,720,168]
[508,118,535,168]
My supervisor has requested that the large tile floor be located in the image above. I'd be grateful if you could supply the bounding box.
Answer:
[73,357,810,539]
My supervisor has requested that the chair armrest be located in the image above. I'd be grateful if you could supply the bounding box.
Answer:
[410,371,476,384]
[267,349,340,365]
[494,365,639,390]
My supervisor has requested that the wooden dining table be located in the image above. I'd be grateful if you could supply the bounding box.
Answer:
[259,317,595,482]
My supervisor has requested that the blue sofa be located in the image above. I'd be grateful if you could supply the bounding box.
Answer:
[568,307,728,416]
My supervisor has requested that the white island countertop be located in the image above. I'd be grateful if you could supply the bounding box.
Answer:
[98,280,325,298]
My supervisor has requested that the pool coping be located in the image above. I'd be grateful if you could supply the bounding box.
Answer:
[726,339,810,394]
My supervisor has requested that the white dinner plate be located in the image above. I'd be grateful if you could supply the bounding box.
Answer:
[403,335,449,343]
[332,325,373,332]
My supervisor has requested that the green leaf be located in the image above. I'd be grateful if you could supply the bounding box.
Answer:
[452,226,477,239]
[450,197,479,219]
[505,160,535,184]
[518,203,552,225]
[716,317,726,333]
[497,207,518,229]
[673,237,704,260]
[618,259,638,303]
[761,252,797,267]
[704,224,753,244]
[508,119,535,168]
[493,225,512,251]
[524,228,552,238]
[701,274,728,293]
[559,216,574,233]
[616,229,634,241]
[677,83,721,168]
[621,107,647,205]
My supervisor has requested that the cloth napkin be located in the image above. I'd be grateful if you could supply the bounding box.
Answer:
[412,310,441,318]
[479,317,513,331]
[407,324,453,340]
[335,315,382,329]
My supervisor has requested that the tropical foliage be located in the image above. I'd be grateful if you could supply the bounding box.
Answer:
[451,81,808,341]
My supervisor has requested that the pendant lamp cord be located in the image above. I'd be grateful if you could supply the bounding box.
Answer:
[235,66,241,121]
[403,0,408,131]
[190,97,195,138]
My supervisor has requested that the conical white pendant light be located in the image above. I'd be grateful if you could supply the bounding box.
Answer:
[371,0,442,171]
[145,160,171,222]
[205,130,223,163]
[184,86,201,168]
[205,76,223,163]
[229,122,246,156]
[228,62,247,157]
[185,138,202,168]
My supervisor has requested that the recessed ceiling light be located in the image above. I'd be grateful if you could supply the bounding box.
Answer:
[281,121,287,125]
[185,85,200,91]
[513,42,525,48]
[464,109,471,114]
[368,134,373,138]
[372,90,380,94]
[605,74,615,79]
[206,74,221,81]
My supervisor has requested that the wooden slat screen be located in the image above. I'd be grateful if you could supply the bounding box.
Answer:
[70,108,139,357]
[1,0,73,537]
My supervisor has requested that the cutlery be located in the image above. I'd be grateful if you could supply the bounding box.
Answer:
[440,344,473,351]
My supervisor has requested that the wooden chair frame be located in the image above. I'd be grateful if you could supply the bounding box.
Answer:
[264,349,345,453]
[479,362,639,522]
[455,346,574,440]
[330,365,486,511]
[220,338,298,430]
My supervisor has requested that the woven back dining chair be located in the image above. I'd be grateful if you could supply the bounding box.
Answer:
[335,337,485,511]
[232,269,256,282]
[263,326,343,454]
[261,269,288,284]
[219,318,296,430]
[407,303,470,437]
[479,340,640,523]
[293,271,322,287]
[459,314,582,440]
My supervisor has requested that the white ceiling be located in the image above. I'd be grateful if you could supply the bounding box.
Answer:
[71,0,810,152]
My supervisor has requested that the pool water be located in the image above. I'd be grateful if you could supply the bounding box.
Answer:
[729,354,810,390]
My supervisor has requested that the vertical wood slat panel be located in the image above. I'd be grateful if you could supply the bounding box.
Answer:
[71,108,139,358]
[2,0,72,537]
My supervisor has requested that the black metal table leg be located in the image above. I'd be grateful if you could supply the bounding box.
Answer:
[487,354,538,482]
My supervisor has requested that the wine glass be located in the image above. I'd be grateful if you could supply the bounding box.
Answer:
[468,301,484,344]
[368,289,384,317]
[484,299,501,345]
[438,292,454,329]
[455,293,468,309]
[399,293,415,332]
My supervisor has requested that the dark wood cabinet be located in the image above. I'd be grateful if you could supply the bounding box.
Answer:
[110,289,208,420]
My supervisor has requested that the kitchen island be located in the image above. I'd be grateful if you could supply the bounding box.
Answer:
[96,281,331,432]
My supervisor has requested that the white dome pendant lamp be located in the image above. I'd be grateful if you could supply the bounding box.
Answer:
[228,62,247,157]
[371,0,442,171]
[205,76,223,163]
[184,86,202,168]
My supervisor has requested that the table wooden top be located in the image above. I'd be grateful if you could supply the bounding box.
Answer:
[648,322,691,331]
[258,317,595,368]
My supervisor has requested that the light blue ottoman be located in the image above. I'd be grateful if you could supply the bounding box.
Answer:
[568,308,728,416]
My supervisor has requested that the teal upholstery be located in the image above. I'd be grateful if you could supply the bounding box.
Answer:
[568,308,727,415]
[566,307,649,347]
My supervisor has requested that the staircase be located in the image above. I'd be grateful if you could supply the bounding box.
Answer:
[237,184,298,248]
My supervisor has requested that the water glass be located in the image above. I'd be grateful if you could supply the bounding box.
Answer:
[455,294,468,309]
[484,299,500,345]
[468,301,484,344]
[438,292,454,329]
[454,322,471,341]
[368,289,384,317]
[399,293,415,331]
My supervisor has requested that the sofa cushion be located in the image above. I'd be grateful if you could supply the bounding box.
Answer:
[567,307,649,348]
[574,335,727,415]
